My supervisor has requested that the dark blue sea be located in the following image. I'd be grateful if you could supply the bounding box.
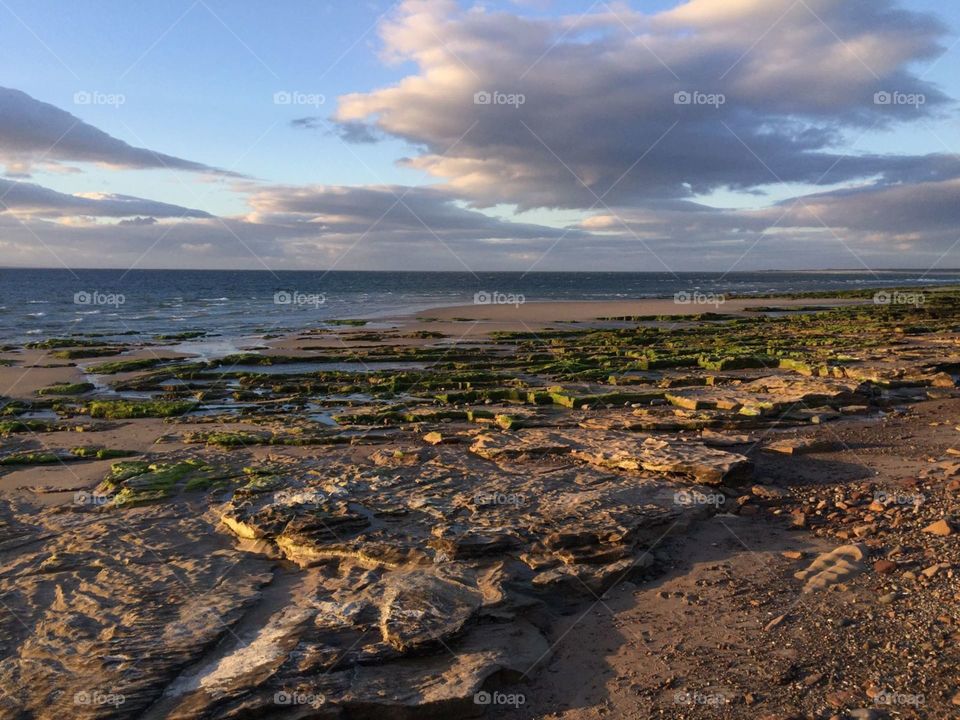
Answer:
[2,268,959,345]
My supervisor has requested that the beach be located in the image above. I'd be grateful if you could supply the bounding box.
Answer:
[0,288,958,718]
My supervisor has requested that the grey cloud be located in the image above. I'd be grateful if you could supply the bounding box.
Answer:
[245,183,588,241]
[0,87,241,176]
[0,178,212,219]
[335,0,955,210]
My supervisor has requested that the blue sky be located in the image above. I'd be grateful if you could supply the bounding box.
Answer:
[1,0,959,270]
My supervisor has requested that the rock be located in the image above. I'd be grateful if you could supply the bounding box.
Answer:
[471,429,752,485]
[422,431,445,445]
[921,562,949,578]
[794,544,867,592]
[378,567,483,652]
[751,484,790,500]
[789,510,807,529]
[922,519,954,536]
[873,559,897,575]
[849,710,887,720]
[781,550,804,560]
[700,429,755,446]
[764,437,840,455]
[576,435,753,485]
[764,613,788,631]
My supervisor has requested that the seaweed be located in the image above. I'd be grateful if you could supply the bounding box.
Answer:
[87,399,198,419]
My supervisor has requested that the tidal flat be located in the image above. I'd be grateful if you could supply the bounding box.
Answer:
[0,291,958,719]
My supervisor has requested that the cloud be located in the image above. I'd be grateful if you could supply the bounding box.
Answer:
[0,183,595,270]
[0,87,240,177]
[0,178,212,219]
[244,183,586,240]
[291,116,382,143]
[334,0,955,210]
[577,175,960,270]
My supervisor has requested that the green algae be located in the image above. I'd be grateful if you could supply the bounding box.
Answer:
[87,399,198,419]
[36,382,95,396]
[86,357,169,374]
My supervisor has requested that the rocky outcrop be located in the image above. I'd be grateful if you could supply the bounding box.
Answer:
[470,429,752,485]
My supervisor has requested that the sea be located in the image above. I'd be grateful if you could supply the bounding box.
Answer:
[2,268,958,346]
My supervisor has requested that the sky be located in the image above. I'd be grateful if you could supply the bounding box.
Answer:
[0,0,959,272]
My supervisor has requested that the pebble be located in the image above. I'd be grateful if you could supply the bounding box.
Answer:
[922,519,954,536]
[873,559,897,575]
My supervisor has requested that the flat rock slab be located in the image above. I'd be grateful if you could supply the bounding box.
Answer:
[764,437,841,455]
[379,566,483,652]
[471,429,751,485]
[666,376,869,416]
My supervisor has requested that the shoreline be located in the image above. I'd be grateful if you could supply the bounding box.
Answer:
[0,288,957,718]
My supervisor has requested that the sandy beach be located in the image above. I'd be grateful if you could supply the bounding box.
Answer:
[0,289,957,719]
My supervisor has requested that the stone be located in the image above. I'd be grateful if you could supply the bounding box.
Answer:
[377,567,483,652]
[873,559,897,575]
[923,519,954,536]
[764,437,840,455]
[921,563,949,578]
[751,484,790,500]
[764,613,788,631]
[795,544,867,592]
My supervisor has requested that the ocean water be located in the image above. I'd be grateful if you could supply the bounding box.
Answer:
[1,268,958,345]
